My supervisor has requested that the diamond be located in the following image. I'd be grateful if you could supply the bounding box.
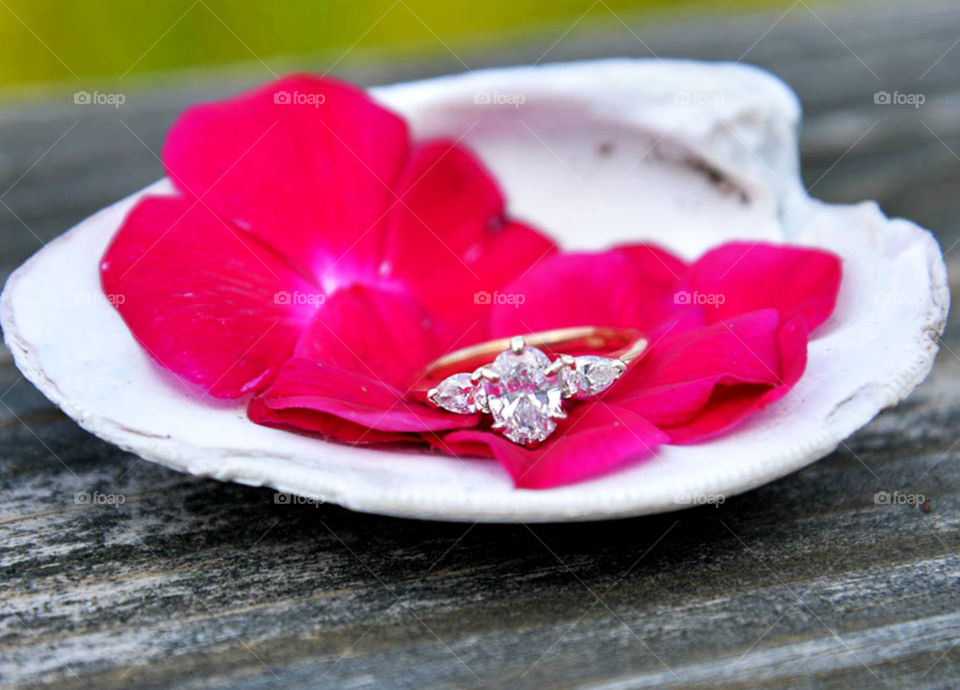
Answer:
[492,345,550,379]
[491,393,558,445]
[429,373,478,414]
[568,356,625,398]
[482,346,565,445]
[559,366,585,398]
[424,340,629,446]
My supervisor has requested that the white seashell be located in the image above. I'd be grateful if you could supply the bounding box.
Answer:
[0,59,948,522]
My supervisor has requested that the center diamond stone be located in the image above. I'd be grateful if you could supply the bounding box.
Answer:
[481,346,565,446]
[427,335,630,447]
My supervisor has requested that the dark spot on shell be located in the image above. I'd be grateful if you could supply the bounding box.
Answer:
[597,141,615,157]
[684,156,752,205]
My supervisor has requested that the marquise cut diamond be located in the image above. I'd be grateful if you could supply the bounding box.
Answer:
[566,355,625,398]
[429,372,477,414]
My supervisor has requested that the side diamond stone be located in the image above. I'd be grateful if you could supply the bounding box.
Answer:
[429,373,478,414]
[568,356,625,398]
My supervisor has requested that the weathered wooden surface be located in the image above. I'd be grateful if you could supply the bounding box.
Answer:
[2,0,960,687]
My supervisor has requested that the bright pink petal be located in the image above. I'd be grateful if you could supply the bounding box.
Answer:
[252,357,478,433]
[248,395,416,445]
[381,140,556,338]
[617,309,784,395]
[615,243,689,291]
[488,245,688,338]
[616,379,718,429]
[164,75,409,285]
[621,316,809,442]
[251,285,478,434]
[435,403,669,489]
[292,284,454,389]
[100,196,319,398]
[684,242,841,331]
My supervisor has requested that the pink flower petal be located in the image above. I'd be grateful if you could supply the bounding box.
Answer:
[621,316,809,442]
[488,245,688,338]
[615,242,689,291]
[163,75,410,286]
[684,242,841,331]
[617,309,785,395]
[292,284,453,389]
[252,357,478,433]
[436,402,669,489]
[100,196,319,398]
[661,383,774,444]
[251,285,479,434]
[248,395,416,445]
[381,140,556,338]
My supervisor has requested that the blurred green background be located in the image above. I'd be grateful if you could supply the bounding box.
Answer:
[0,0,776,88]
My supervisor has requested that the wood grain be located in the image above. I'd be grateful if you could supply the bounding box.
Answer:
[2,0,960,687]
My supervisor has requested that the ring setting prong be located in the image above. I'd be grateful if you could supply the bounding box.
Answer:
[543,354,575,376]
[471,366,501,383]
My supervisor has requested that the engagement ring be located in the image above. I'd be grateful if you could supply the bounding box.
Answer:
[414,327,647,446]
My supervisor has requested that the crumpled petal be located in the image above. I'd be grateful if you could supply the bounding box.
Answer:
[382,140,556,338]
[248,395,416,445]
[615,313,808,442]
[683,242,841,330]
[618,309,784,394]
[251,285,479,435]
[163,74,410,286]
[488,245,689,338]
[250,357,478,434]
[101,196,319,398]
[433,402,669,489]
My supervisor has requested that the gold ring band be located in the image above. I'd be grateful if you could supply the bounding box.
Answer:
[415,326,647,392]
